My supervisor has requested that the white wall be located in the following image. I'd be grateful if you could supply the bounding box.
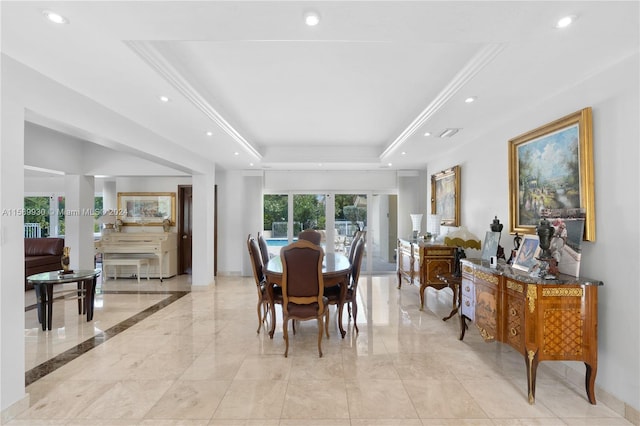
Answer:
[426,53,639,411]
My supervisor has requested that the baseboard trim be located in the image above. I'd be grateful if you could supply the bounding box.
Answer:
[541,361,639,425]
[1,393,29,424]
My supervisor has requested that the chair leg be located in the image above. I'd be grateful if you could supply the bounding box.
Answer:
[325,309,330,338]
[269,302,277,339]
[348,302,352,319]
[317,317,323,358]
[353,301,359,333]
[256,300,262,333]
[283,317,289,358]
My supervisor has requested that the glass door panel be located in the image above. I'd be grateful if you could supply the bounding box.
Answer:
[293,193,326,247]
[367,193,397,273]
[334,194,366,255]
[263,194,289,257]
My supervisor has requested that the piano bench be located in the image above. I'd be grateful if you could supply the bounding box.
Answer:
[102,256,152,284]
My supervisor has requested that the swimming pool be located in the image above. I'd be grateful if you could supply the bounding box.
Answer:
[266,238,291,247]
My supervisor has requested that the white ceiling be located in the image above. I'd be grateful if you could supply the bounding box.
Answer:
[3,1,639,173]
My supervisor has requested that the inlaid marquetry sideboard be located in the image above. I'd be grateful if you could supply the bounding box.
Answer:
[397,238,456,310]
[460,258,603,404]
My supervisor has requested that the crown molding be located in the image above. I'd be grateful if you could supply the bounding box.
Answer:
[125,41,262,160]
[380,43,505,159]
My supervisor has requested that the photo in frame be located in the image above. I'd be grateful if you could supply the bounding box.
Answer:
[481,231,501,261]
[548,215,586,277]
[511,234,540,272]
[431,165,460,227]
[508,107,595,241]
[117,192,176,226]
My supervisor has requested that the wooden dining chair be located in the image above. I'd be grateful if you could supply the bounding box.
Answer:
[257,232,271,266]
[325,237,364,334]
[298,229,322,245]
[247,234,282,334]
[280,239,329,357]
[348,230,365,264]
[345,237,365,333]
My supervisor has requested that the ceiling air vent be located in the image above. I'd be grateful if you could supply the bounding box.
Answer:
[439,128,460,138]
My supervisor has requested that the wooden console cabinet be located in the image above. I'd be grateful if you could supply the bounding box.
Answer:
[460,258,602,404]
[397,238,456,310]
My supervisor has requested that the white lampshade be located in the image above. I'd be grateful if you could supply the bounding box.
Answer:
[410,213,423,233]
[428,214,441,236]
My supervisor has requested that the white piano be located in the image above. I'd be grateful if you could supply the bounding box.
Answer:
[96,232,178,281]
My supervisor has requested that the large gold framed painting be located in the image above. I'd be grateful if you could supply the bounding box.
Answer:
[508,107,595,241]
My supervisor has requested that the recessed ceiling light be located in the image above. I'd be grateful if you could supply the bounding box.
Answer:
[465,96,477,103]
[206,131,213,136]
[439,128,460,138]
[387,163,393,167]
[304,11,320,26]
[249,163,254,167]
[424,132,431,137]
[401,151,406,155]
[159,96,170,103]
[234,152,239,156]
[556,15,577,29]
[317,163,323,167]
[43,10,69,24]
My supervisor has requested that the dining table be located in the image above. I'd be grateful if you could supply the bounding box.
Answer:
[264,252,351,338]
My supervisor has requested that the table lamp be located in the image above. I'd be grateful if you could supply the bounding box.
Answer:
[410,213,423,239]
[428,214,441,242]
[444,226,481,276]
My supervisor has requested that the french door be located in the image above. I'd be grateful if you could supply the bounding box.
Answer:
[263,192,396,274]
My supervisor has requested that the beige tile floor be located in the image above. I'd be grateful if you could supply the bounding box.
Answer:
[11,273,631,425]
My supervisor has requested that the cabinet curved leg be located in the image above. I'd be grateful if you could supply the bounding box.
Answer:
[526,350,539,404]
[585,362,598,404]
[459,314,469,340]
[397,270,402,289]
[419,283,426,311]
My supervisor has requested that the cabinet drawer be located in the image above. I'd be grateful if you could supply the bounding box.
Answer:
[461,277,474,300]
[461,295,474,320]
[505,280,526,352]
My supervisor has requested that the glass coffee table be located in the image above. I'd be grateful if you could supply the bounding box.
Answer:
[27,269,101,331]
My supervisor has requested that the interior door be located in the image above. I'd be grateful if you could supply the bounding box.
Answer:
[178,185,193,275]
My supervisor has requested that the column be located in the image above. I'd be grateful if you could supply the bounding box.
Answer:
[192,170,215,286]
[64,175,96,270]
[0,86,28,416]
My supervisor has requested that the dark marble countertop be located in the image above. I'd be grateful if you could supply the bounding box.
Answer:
[461,258,603,286]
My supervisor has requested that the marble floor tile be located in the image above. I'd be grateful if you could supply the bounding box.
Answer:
[281,379,349,419]
[345,378,419,419]
[8,274,632,425]
[144,379,231,420]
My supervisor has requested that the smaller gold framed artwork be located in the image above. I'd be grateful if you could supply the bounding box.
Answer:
[117,192,176,226]
[431,165,460,227]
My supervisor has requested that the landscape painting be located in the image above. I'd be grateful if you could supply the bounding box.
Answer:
[508,108,595,241]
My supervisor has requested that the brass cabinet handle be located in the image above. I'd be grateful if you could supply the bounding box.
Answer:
[510,328,518,336]
[465,286,471,292]
[510,308,517,316]
[465,300,470,307]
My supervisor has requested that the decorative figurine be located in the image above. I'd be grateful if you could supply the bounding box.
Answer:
[536,217,558,278]
[507,232,521,265]
[61,246,72,273]
[490,216,504,232]
[490,216,506,259]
